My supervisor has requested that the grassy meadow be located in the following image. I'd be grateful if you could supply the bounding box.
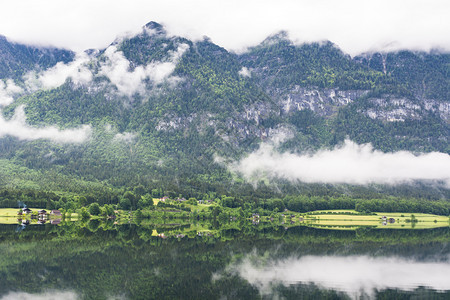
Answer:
[303,210,450,230]
[0,208,78,225]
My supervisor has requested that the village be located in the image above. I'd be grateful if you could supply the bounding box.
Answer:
[0,200,446,234]
[17,207,63,225]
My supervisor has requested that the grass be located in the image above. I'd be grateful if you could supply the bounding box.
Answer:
[303,210,449,230]
[152,198,160,206]
[0,208,78,224]
[307,209,359,214]
[0,208,26,217]
[191,203,216,212]
[151,198,215,212]
[0,217,22,224]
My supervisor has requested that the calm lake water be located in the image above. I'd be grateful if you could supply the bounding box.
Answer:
[0,221,449,299]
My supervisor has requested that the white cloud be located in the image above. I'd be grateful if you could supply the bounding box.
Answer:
[0,291,78,300]
[238,67,251,78]
[114,132,137,144]
[227,255,450,298]
[230,139,450,186]
[25,53,93,90]
[0,105,91,143]
[99,43,188,96]
[21,40,188,97]
[0,0,448,55]
[0,79,23,106]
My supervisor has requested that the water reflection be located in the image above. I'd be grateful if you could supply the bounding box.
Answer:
[1,222,449,299]
[226,254,450,299]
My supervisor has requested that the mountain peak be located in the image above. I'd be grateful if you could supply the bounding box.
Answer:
[260,31,291,46]
[144,21,166,35]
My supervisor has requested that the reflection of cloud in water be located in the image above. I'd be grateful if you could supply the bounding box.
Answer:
[227,255,450,299]
[0,291,78,300]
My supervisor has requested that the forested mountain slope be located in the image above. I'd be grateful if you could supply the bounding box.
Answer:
[0,22,448,202]
[0,35,74,80]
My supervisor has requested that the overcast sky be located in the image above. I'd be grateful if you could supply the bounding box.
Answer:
[0,0,448,55]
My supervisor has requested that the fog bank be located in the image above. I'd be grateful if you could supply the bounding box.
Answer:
[99,43,188,96]
[0,105,91,143]
[0,0,448,55]
[230,140,450,186]
[0,291,78,300]
[0,80,22,107]
[25,53,92,90]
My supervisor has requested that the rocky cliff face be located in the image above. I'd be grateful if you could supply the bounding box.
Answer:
[276,87,368,117]
[0,22,448,156]
[0,22,448,196]
[359,97,450,122]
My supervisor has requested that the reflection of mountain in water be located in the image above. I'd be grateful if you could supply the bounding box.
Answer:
[0,222,448,299]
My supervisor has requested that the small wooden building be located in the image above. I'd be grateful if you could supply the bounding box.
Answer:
[22,208,32,214]
[50,210,62,216]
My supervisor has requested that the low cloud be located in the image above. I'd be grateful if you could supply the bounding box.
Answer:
[0,291,78,300]
[226,254,450,298]
[21,40,189,97]
[230,139,450,186]
[25,53,93,90]
[238,67,251,77]
[0,79,22,106]
[113,132,137,144]
[0,0,448,55]
[99,43,189,96]
[0,105,91,143]
[0,33,187,145]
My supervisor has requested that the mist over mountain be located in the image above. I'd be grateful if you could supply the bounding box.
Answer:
[0,22,448,201]
[0,35,74,80]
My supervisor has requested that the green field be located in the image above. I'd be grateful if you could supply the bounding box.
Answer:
[0,208,43,225]
[1,207,448,230]
[0,208,78,224]
[152,198,160,206]
[303,210,450,230]
[0,208,26,217]
[152,198,216,212]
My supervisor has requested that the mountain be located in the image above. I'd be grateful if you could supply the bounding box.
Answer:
[0,35,74,80]
[0,22,448,203]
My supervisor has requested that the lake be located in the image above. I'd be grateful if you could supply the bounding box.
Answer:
[0,220,449,299]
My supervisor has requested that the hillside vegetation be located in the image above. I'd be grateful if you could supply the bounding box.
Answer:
[0,22,448,208]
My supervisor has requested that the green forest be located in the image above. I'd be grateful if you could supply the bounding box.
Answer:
[0,22,448,215]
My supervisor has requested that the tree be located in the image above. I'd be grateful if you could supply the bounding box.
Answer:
[134,209,143,219]
[133,185,146,196]
[80,207,90,220]
[123,191,137,210]
[77,196,88,207]
[211,206,222,219]
[188,198,197,205]
[151,189,161,198]
[120,198,132,210]
[103,204,115,216]
[89,203,101,216]
[138,194,154,209]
